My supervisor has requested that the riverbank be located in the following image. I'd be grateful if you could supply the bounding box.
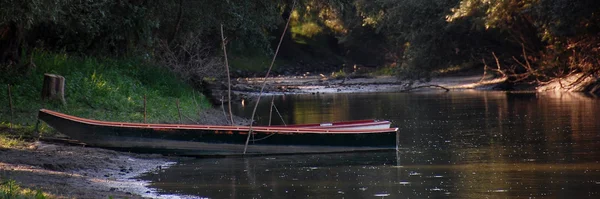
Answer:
[228,72,599,98]
[0,139,179,198]
[0,105,250,198]
[230,73,509,96]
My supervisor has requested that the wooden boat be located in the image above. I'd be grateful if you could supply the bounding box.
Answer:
[37,109,399,156]
[277,119,392,130]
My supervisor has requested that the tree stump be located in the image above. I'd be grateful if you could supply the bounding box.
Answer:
[41,73,66,104]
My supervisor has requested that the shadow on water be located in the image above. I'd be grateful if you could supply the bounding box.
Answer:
[141,91,600,198]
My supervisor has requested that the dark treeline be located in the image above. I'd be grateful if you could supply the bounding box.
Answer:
[1,0,599,84]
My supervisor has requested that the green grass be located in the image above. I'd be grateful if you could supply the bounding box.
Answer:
[370,65,397,76]
[0,133,28,149]
[1,177,130,199]
[0,179,49,199]
[432,61,480,76]
[0,123,40,148]
[331,69,347,79]
[0,135,24,148]
[0,50,212,135]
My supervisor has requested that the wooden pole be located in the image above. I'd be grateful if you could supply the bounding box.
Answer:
[143,95,147,123]
[268,96,274,126]
[244,0,296,154]
[221,24,235,125]
[192,92,199,121]
[196,91,202,119]
[8,84,13,130]
[221,96,229,124]
[176,99,182,124]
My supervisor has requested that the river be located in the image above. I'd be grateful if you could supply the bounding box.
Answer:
[140,91,600,198]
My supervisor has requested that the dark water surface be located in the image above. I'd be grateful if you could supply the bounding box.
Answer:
[140,91,600,198]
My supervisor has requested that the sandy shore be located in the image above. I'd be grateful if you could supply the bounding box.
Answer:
[0,141,178,198]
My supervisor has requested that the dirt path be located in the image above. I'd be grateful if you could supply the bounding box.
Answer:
[0,141,178,198]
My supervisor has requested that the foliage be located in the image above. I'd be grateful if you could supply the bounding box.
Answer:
[0,0,155,56]
[329,0,600,82]
[370,65,396,76]
[154,36,225,85]
[2,0,599,85]
[229,55,277,74]
[0,178,48,199]
[352,0,468,79]
[0,51,211,130]
[0,133,25,148]
[0,0,282,55]
[445,0,600,82]
[331,69,347,79]
[1,0,285,84]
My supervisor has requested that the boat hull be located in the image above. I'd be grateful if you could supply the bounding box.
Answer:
[281,120,392,130]
[38,109,399,156]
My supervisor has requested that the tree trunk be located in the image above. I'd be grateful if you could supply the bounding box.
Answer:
[41,74,66,104]
[0,22,22,65]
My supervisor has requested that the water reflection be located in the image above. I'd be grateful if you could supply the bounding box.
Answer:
[142,91,600,198]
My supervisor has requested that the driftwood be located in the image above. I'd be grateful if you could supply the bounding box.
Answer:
[41,74,66,104]
[400,85,450,92]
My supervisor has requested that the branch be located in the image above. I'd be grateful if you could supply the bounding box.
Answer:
[220,24,234,125]
[492,52,507,77]
[400,85,449,92]
[244,0,297,154]
[479,58,488,83]
[512,43,542,83]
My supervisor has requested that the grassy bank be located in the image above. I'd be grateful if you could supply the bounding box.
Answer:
[0,178,52,199]
[0,51,212,136]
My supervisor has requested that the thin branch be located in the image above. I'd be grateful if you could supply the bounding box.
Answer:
[221,96,230,124]
[220,24,234,125]
[268,96,274,126]
[521,43,533,71]
[512,43,542,82]
[479,58,488,83]
[400,85,450,92]
[492,52,507,77]
[244,0,296,154]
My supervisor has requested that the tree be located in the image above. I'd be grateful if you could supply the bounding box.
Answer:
[448,0,600,81]
[0,0,63,65]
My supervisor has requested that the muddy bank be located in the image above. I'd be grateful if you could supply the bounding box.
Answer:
[0,106,252,198]
[227,74,508,97]
[0,141,180,198]
[204,73,599,101]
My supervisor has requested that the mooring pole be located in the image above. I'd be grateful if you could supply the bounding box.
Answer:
[34,120,41,139]
[243,0,296,154]
[396,129,401,166]
[176,99,182,124]
[8,84,13,130]
[143,95,147,123]
[220,24,235,126]
[268,96,274,126]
